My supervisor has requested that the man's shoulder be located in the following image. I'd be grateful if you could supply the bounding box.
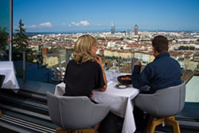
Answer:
[170,57,180,63]
[165,56,181,66]
[145,61,155,68]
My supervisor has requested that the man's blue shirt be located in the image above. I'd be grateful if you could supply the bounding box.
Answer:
[132,52,182,93]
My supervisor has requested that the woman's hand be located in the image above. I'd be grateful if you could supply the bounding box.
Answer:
[95,55,103,68]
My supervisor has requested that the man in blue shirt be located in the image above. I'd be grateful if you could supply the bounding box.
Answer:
[132,35,182,131]
[132,35,182,93]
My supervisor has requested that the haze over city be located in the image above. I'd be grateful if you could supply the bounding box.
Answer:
[13,0,199,32]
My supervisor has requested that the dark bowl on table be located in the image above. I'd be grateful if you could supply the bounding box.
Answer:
[117,75,132,85]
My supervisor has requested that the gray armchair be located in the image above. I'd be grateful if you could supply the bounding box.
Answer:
[46,92,110,133]
[134,82,186,133]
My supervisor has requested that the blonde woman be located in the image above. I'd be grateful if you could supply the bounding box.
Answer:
[63,34,107,95]
[63,35,107,133]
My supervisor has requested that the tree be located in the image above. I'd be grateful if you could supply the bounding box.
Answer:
[14,19,28,51]
[97,37,105,41]
[178,46,195,50]
[138,35,140,42]
[0,27,8,50]
[0,27,9,60]
[13,19,36,62]
[195,62,199,72]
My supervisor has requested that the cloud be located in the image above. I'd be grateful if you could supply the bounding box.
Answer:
[39,22,52,27]
[14,25,26,29]
[14,22,53,30]
[71,22,80,26]
[69,20,90,27]
[27,25,37,28]
[80,20,89,26]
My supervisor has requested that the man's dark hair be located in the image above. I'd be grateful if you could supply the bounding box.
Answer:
[152,35,168,53]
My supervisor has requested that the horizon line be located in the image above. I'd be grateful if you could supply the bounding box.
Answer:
[13,29,199,34]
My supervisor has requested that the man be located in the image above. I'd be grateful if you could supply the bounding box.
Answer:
[132,35,182,131]
[132,35,182,93]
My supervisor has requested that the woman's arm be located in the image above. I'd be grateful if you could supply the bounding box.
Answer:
[95,56,107,91]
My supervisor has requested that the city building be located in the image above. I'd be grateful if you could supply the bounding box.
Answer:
[111,23,115,34]
[127,29,131,36]
[134,24,138,35]
[0,1,199,132]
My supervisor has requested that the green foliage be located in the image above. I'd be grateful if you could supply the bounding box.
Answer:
[13,19,37,62]
[102,56,118,59]
[67,48,74,51]
[0,27,8,50]
[197,38,199,42]
[97,37,124,41]
[140,39,150,42]
[138,36,140,41]
[195,63,199,72]
[97,37,105,41]
[106,38,124,41]
[178,46,195,50]
[13,19,28,51]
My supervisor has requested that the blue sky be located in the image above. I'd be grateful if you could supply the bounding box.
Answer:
[0,0,9,30]
[13,0,199,32]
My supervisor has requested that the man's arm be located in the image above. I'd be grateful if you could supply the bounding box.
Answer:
[132,62,151,89]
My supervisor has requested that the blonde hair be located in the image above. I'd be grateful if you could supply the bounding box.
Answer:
[73,35,96,64]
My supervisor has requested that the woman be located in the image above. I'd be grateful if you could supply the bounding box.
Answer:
[63,35,107,133]
[63,34,107,97]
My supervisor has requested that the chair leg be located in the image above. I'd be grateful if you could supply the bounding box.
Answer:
[149,117,164,133]
[0,109,2,117]
[145,115,153,133]
[145,116,180,133]
[56,128,95,133]
[165,116,180,133]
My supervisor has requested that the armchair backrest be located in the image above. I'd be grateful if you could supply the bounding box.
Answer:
[135,82,186,116]
[46,92,110,130]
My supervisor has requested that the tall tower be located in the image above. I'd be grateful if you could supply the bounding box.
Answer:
[127,29,131,36]
[111,23,115,34]
[134,25,138,35]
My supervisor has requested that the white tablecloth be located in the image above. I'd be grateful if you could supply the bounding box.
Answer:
[93,81,139,133]
[0,61,20,89]
[55,72,139,133]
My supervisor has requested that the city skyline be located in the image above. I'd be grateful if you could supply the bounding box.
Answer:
[13,0,199,32]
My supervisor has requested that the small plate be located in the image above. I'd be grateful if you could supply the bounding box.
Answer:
[116,84,129,89]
